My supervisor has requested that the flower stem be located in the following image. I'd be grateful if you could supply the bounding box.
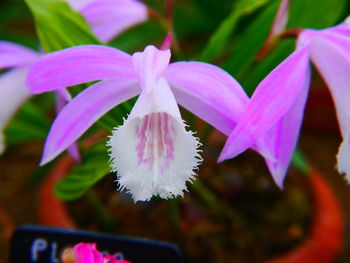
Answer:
[148,7,181,54]
[191,180,218,206]
[256,28,303,61]
[291,148,311,175]
[168,199,180,227]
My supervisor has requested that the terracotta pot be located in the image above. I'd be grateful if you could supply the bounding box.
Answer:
[266,168,344,263]
[38,155,76,228]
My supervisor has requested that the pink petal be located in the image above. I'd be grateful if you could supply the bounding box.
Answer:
[309,37,350,177]
[104,255,131,263]
[80,0,148,43]
[41,78,140,165]
[73,243,103,263]
[165,61,249,136]
[165,61,275,161]
[218,46,310,162]
[323,22,350,37]
[132,45,171,93]
[318,29,350,56]
[27,45,136,94]
[298,22,350,48]
[263,68,310,188]
[0,41,40,68]
[55,91,81,163]
[0,67,31,154]
[55,89,72,113]
[67,142,81,163]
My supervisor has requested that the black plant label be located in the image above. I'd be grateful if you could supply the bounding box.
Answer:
[11,225,182,263]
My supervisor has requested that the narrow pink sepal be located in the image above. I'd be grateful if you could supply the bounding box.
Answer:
[0,41,39,68]
[298,22,350,49]
[321,22,350,39]
[318,29,350,58]
[0,67,31,128]
[55,91,81,163]
[80,0,148,43]
[264,67,310,188]
[218,46,310,162]
[166,61,276,161]
[309,36,350,137]
[165,61,249,136]
[309,37,350,177]
[160,33,172,50]
[0,67,31,154]
[27,45,136,94]
[40,79,140,165]
[67,143,81,163]
[55,90,71,113]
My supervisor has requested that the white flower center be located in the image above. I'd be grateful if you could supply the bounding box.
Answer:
[136,112,175,172]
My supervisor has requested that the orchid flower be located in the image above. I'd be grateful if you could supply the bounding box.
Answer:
[27,43,270,201]
[219,18,350,186]
[0,41,40,154]
[67,0,148,43]
[62,243,130,263]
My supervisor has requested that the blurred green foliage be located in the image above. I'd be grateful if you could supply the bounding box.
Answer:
[5,97,51,144]
[199,0,271,62]
[54,142,111,201]
[25,0,99,52]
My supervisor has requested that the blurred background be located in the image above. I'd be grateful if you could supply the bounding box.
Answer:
[1,0,350,262]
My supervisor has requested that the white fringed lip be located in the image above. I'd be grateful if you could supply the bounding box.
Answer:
[107,111,201,202]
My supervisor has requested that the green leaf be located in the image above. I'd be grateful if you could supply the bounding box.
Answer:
[199,0,270,62]
[191,180,218,206]
[110,22,164,53]
[54,142,111,201]
[5,99,51,144]
[222,1,279,78]
[287,0,347,29]
[96,98,135,131]
[0,2,38,47]
[24,0,99,52]
[174,1,220,39]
